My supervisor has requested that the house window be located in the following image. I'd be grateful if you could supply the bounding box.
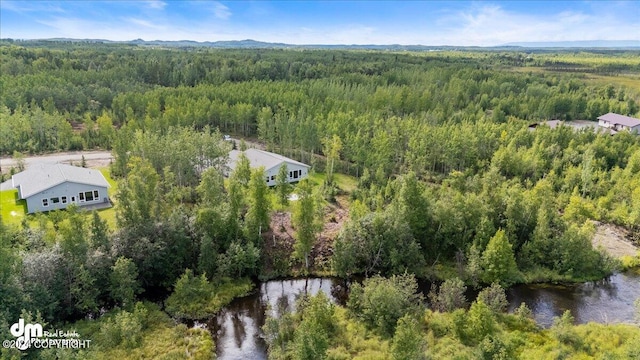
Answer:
[79,192,85,202]
[51,197,60,204]
[62,196,67,204]
[94,190,99,199]
[289,171,293,178]
[71,196,75,202]
[85,191,94,201]
[293,170,299,179]
[42,199,49,207]
[271,175,275,180]
[266,177,270,182]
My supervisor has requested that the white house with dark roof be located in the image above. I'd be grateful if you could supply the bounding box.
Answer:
[227,148,311,186]
[10,163,110,213]
[597,113,640,134]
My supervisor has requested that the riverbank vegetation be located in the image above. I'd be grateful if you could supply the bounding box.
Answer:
[264,275,640,359]
[1,43,640,358]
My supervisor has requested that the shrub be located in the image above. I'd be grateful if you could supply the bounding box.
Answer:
[348,274,422,338]
[99,303,147,349]
[466,300,497,344]
[429,277,467,312]
[165,269,253,319]
[477,283,508,313]
[391,315,426,360]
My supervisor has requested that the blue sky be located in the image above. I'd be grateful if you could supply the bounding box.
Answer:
[1,1,639,46]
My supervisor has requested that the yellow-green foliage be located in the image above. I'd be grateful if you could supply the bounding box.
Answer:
[620,252,640,269]
[56,302,214,360]
[330,306,390,359]
[165,270,253,319]
[520,323,640,360]
[320,304,640,360]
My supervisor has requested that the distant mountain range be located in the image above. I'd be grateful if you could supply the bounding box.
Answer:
[4,38,640,50]
[502,40,640,48]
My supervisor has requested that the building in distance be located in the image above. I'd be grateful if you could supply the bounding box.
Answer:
[597,113,640,134]
[529,113,640,135]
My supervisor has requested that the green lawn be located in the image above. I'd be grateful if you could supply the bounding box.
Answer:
[97,167,118,228]
[0,189,27,226]
[307,172,358,193]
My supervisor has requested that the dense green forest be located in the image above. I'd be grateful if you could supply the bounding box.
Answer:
[1,43,640,359]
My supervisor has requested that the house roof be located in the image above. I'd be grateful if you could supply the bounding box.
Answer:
[12,163,110,199]
[597,113,640,128]
[227,148,310,173]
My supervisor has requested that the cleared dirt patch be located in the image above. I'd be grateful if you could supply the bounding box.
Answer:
[262,195,350,275]
[592,222,638,258]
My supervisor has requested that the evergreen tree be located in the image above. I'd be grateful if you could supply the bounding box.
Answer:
[482,229,520,285]
[197,236,217,280]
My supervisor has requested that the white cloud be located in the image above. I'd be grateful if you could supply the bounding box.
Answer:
[144,1,167,10]
[213,2,231,20]
[5,1,639,45]
[0,1,64,14]
[124,17,165,30]
[425,4,640,46]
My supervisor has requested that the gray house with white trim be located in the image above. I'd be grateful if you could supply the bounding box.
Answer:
[11,164,110,213]
[227,149,311,186]
[597,113,640,134]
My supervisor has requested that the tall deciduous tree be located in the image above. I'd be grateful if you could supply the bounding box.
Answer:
[322,134,342,185]
[232,152,252,188]
[293,180,321,270]
[116,157,160,229]
[196,167,225,207]
[109,257,141,309]
[90,211,110,251]
[245,167,271,242]
[276,164,292,208]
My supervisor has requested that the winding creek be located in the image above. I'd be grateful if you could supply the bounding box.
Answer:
[208,272,640,360]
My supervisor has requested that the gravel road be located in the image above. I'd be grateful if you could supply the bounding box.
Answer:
[0,151,113,173]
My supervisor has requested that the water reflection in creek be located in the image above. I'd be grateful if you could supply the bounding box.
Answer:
[507,271,640,328]
[209,272,640,359]
[209,278,347,360]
